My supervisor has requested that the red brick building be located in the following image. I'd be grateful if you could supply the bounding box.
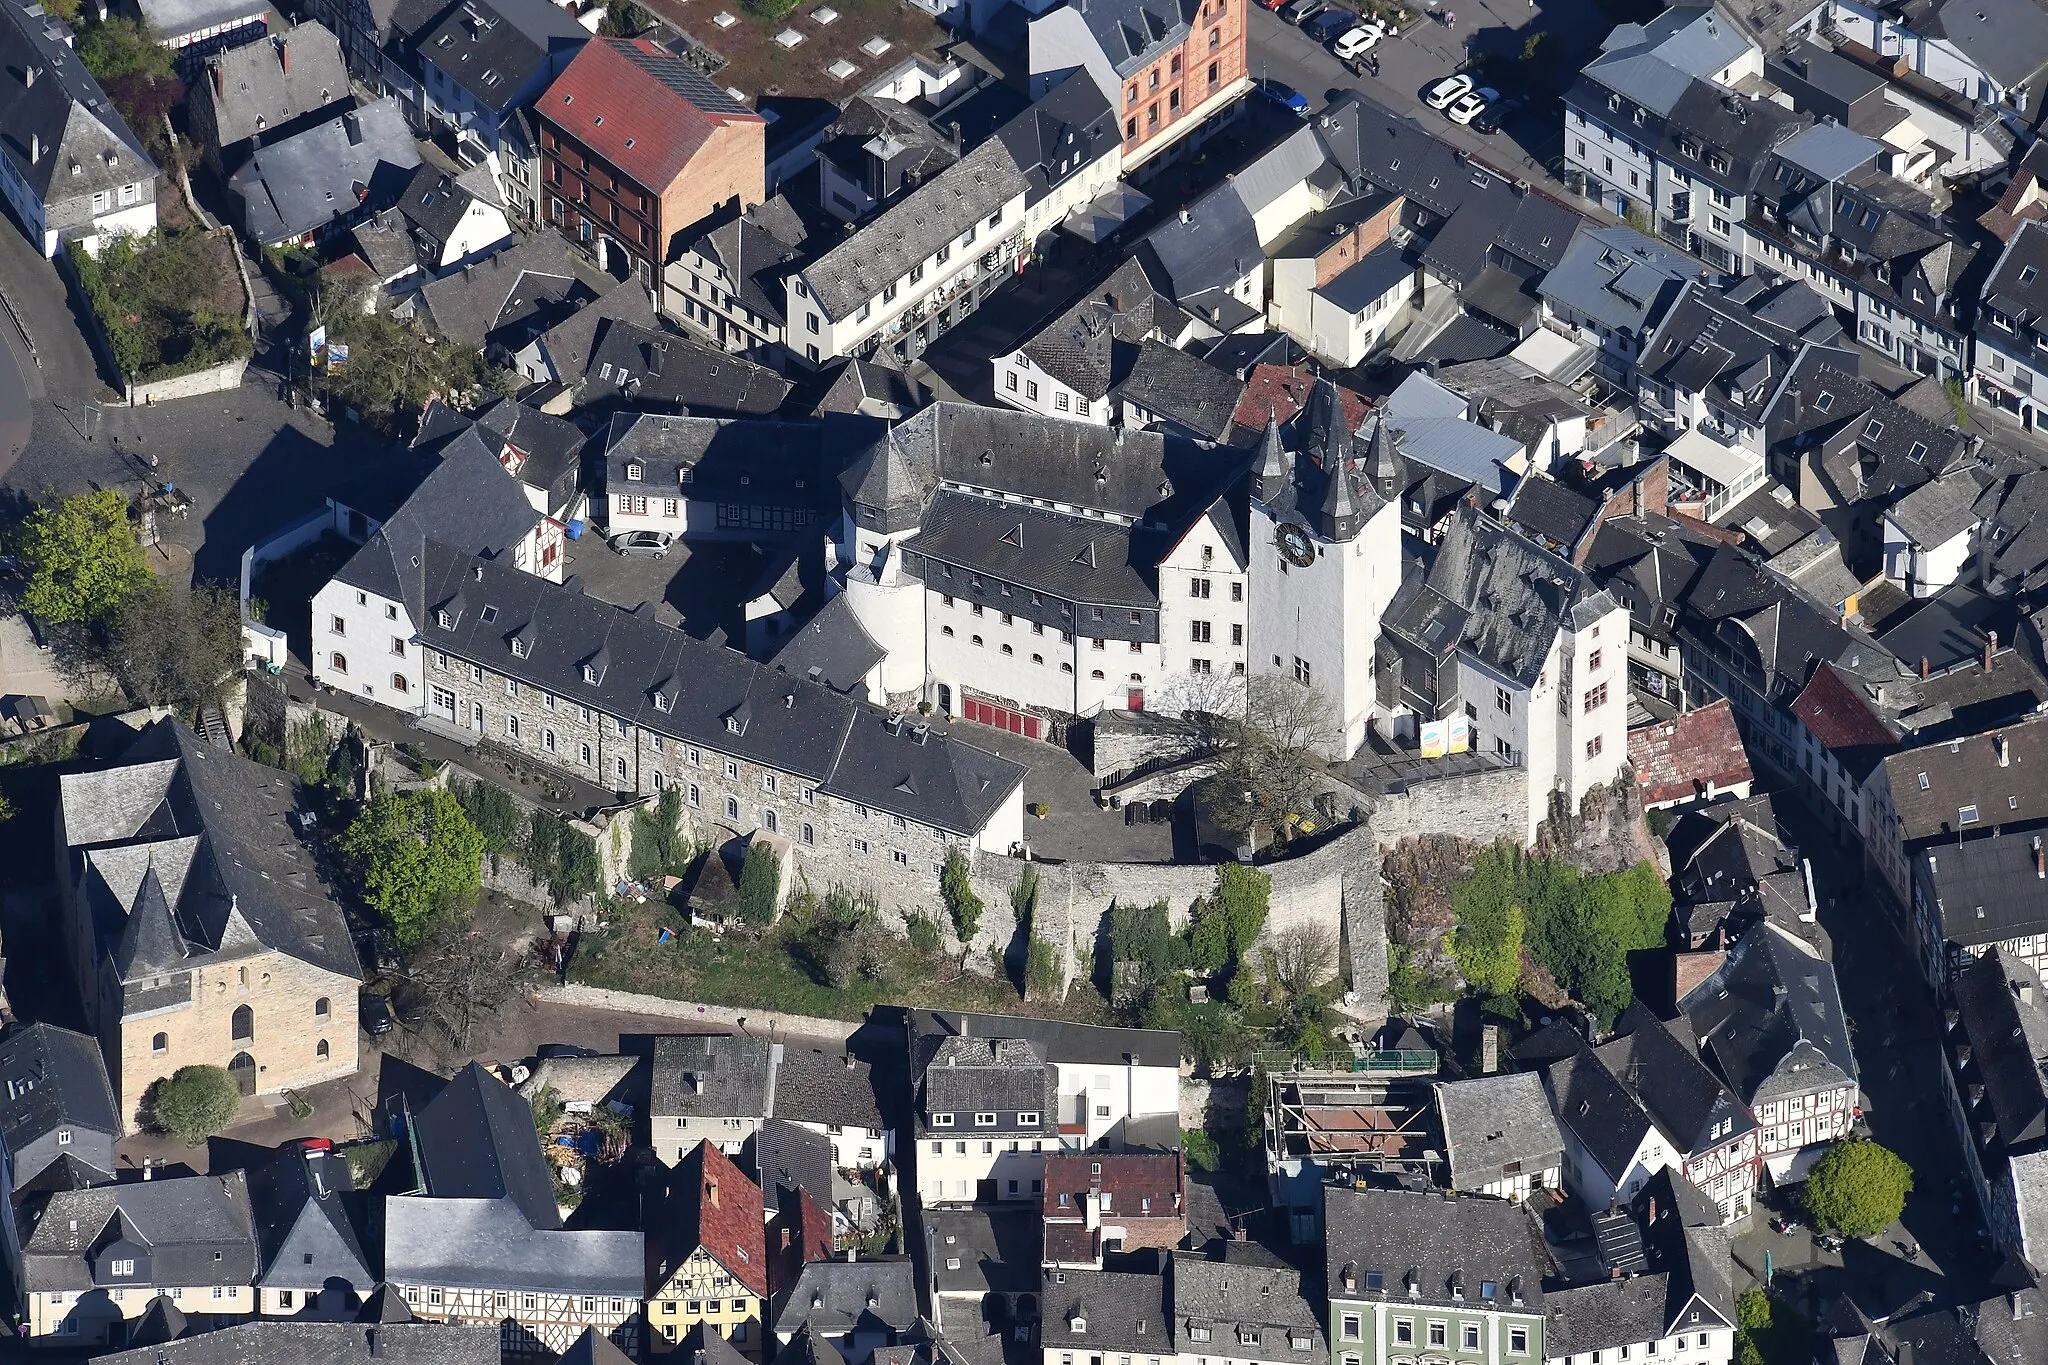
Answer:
[535,38,764,290]
[1029,0,1249,170]
[1041,1151,1186,1268]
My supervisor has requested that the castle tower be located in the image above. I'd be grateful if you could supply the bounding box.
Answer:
[1245,381,1404,759]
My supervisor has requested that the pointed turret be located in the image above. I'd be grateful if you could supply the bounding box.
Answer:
[1365,413,1403,500]
[1316,443,1363,542]
[116,862,186,981]
[1252,409,1289,504]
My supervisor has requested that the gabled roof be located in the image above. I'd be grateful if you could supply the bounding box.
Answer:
[750,1118,833,1217]
[1039,1268,1168,1352]
[1435,1071,1566,1191]
[772,1041,886,1131]
[1925,832,2048,948]
[651,1033,775,1120]
[415,233,596,349]
[415,0,585,114]
[682,195,814,329]
[413,1062,561,1230]
[1112,340,1244,441]
[1790,661,1900,769]
[538,38,760,193]
[248,1142,374,1291]
[229,98,423,245]
[1015,257,1171,402]
[772,1257,919,1338]
[25,1172,258,1292]
[1627,700,1753,806]
[198,22,349,150]
[0,1023,119,1160]
[383,1195,643,1294]
[664,1141,769,1296]
[93,1320,503,1364]
[1953,949,2048,1149]
[1173,1256,1324,1364]
[0,0,156,204]
[1680,921,1856,1105]
[1324,1185,1546,1312]
[768,593,886,697]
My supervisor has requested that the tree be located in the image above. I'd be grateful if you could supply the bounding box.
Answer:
[16,489,150,625]
[1183,673,1340,835]
[736,839,781,924]
[78,14,174,84]
[628,787,691,882]
[1804,1139,1913,1237]
[151,1064,240,1144]
[941,846,983,948]
[1265,921,1340,999]
[403,907,520,1051]
[318,277,484,429]
[91,578,243,709]
[338,788,486,949]
[1520,29,1549,60]
[1450,853,1526,996]
[1187,863,1271,975]
[455,778,523,853]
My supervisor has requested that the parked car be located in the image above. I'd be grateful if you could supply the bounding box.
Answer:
[1446,86,1498,124]
[1305,8,1357,39]
[360,992,394,1037]
[1331,19,1389,57]
[1423,73,1473,109]
[610,530,672,559]
[1280,0,1325,24]
[1254,0,1288,11]
[1470,95,1521,133]
[1256,78,1310,114]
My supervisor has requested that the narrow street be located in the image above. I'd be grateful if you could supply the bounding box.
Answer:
[1731,801,1995,1322]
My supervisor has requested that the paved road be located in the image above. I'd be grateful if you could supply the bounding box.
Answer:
[0,302,32,485]
[1728,800,1993,1321]
[1245,0,1619,211]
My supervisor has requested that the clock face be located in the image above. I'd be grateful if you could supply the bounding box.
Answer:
[1277,522,1316,568]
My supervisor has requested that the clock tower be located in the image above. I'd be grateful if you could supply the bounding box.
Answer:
[1245,382,1404,759]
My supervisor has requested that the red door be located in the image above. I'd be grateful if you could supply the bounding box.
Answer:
[963,698,1041,741]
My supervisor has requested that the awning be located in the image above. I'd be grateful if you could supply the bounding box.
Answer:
[1063,182,1154,243]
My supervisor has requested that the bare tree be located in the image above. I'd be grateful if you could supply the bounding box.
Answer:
[1263,920,1340,999]
[403,910,521,1053]
[1212,674,1339,825]
[59,578,244,710]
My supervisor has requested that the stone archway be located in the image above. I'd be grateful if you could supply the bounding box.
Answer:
[228,1051,256,1097]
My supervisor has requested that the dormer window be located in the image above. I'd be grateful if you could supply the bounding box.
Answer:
[974,1112,997,1126]
[1069,1316,1087,1333]
[626,463,644,481]
[726,716,742,733]
[584,664,601,685]
[932,1112,954,1127]
[511,638,529,658]
[437,609,453,628]
[1018,1110,1039,1125]
[654,690,671,712]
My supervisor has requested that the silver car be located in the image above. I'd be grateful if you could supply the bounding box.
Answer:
[610,530,672,559]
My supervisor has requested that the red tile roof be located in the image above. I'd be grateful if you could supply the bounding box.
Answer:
[1627,699,1754,807]
[768,1185,834,1296]
[1041,1152,1184,1222]
[1791,662,1898,752]
[539,38,762,194]
[670,1140,768,1296]
[1231,364,1369,433]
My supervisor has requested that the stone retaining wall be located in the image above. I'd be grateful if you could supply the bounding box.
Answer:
[127,355,250,405]
[534,983,867,1042]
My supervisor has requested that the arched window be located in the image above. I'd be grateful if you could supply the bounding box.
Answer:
[231,1004,253,1044]
[615,757,628,783]
[763,809,779,833]
[314,997,330,1022]
[330,653,348,673]
[801,823,815,845]
[391,674,409,693]
[316,1039,330,1060]
[151,1032,167,1055]
[653,771,665,791]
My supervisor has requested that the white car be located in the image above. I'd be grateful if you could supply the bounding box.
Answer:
[1331,20,1388,58]
[1424,73,1473,109]
[1446,86,1498,124]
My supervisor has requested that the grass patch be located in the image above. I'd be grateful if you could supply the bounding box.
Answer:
[69,230,249,383]
[569,882,1115,1025]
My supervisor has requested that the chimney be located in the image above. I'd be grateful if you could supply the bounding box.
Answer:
[1233,1227,1247,1242]
[707,1179,720,1208]
[27,133,38,162]
[280,37,290,74]
[1999,734,2010,768]
[1648,1197,1658,1224]
[142,1157,152,1181]
[1988,629,2000,672]
[22,64,33,87]
[2033,835,2042,879]
[1921,656,1929,680]
[843,1053,856,1069]
[367,1328,382,1358]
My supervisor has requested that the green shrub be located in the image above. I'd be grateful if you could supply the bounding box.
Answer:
[456,778,524,854]
[1805,1139,1913,1237]
[151,1065,240,1144]
[737,840,781,924]
[69,233,250,382]
[906,913,942,955]
[1183,1128,1222,1172]
[941,846,982,947]
[628,788,692,882]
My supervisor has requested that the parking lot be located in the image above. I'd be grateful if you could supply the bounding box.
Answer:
[1245,0,1624,206]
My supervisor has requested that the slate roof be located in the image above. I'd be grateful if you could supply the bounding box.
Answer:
[651,1034,776,1119]
[1067,0,1193,77]
[924,1207,1041,1297]
[1324,1185,1546,1312]
[1502,475,1600,557]
[1881,716,2048,842]
[661,1141,769,1296]
[1113,339,1244,441]
[1138,175,1263,316]
[539,38,760,193]
[750,1118,833,1217]
[917,1036,1055,1134]
[1887,470,1985,548]
[415,0,585,114]
[24,1172,258,1292]
[93,1321,502,1364]
[1628,700,1754,806]
[1016,257,1174,401]
[230,98,423,245]
[1925,833,2048,948]
[247,1142,374,1292]
[340,533,1025,835]
[198,22,349,150]
[1173,1257,1325,1365]
[772,1257,919,1338]
[681,194,816,330]
[908,490,1156,609]
[1639,276,1853,429]
[0,0,156,206]
[1598,1016,1756,1156]
[1680,921,1857,1105]
[59,719,359,986]
[773,1041,886,1132]
[414,1062,562,1230]
[416,234,592,349]
[910,1010,1181,1068]
[1383,504,1618,690]
[818,358,926,420]
[384,1194,643,1294]
[396,164,490,251]
[1434,1072,1565,1192]
[768,593,887,697]
[0,1022,119,1159]
[1039,1269,1168,1352]
[1953,948,2048,1150]
[1540,225,1702,340]
[802,133,1029,321]
[1376,371,1523,501]
[584,320,792,414]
